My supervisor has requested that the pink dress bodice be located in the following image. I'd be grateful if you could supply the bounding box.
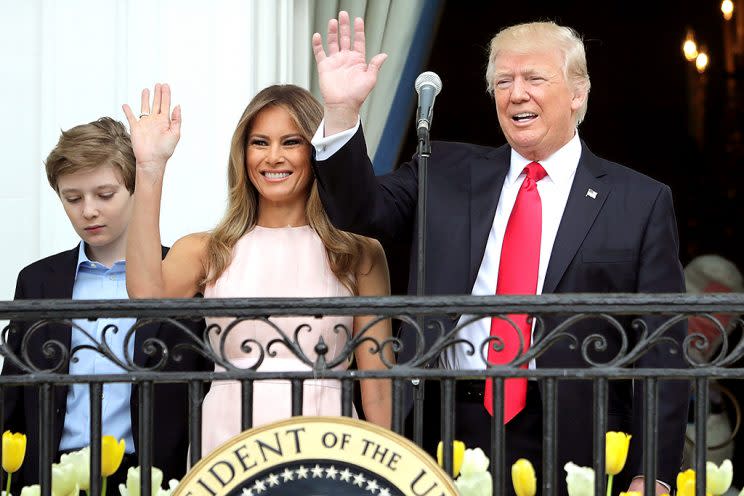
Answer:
[200,225,354,456]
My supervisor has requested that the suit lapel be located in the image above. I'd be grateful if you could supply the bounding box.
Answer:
[43,246,78,449]
[543,143,610,294]
[468,145,510,288]
[42,247,78,373]
[44,247,78,299]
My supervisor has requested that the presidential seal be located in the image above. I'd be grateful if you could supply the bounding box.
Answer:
[175,417,458,496]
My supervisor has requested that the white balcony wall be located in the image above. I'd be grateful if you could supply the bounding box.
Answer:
[0,0,314,303]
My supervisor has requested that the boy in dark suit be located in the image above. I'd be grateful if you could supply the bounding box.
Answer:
[3,117,209,489]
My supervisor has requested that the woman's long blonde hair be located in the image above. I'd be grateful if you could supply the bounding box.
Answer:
[202,84,370,293]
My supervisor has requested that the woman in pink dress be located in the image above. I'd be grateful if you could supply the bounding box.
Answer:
[122,83,392,456]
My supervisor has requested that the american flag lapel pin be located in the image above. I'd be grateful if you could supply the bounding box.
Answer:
[586,188,598,199]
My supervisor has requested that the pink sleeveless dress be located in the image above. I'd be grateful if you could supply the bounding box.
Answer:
[201,225,354,456]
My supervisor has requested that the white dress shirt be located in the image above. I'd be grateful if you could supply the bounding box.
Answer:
[312,118,361,159]
[441,132,582,370]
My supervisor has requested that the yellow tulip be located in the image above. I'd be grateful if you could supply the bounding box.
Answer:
[605,431,631,475]
[677,469,695,496]
[618,492,641,496]
[511,458,536,496]
[2,431,27,473]
[101,436,126,478]
[677,469,713,496]
[436,440,465,478]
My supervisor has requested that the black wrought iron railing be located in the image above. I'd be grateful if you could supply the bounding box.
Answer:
[0,293,742,496]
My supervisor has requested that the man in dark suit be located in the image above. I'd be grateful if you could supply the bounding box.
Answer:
[3,117,210,490]
[310,13,688,495]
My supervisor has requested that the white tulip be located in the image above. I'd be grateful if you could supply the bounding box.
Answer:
[118,466,165,496]
[19,485,40,496]
[564,462,595,496]
[706,459,733,495]
[59,448,90,491]
[455,471,493,496]
[459,448,490,477]
[52,462,78,496]
[160,479,180,496]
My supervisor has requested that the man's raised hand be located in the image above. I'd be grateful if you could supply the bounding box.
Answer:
[312,11,387,135]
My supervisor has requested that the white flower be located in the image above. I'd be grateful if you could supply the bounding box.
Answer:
[459,448,490,477]
[564,462,594,496]
[452,448,492,496]
[706,459,733,495]
[118,466,174,496]
[162,479,179,496]
[19,486,40,496]
[59,447,90,491]
[455,471,492,496]
[52,462,79,496]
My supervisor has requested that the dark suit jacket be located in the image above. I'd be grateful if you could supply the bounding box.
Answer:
[313,127,689,488]
[3,245,211,486]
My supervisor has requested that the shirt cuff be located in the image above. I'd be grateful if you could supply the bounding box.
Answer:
[631,475,671,492]
[311,117,360,161]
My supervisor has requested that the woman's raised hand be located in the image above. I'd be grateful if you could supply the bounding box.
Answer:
[122,83,181,173]
[312,11,387,135]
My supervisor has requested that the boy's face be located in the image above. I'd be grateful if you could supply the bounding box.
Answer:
[56,164,134,255]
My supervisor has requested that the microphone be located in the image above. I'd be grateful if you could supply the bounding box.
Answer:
[415,71,443,139]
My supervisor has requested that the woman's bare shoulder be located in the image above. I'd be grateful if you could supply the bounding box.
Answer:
[169,232,210,262]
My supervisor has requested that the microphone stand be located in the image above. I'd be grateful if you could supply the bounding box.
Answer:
[416,125,431,298]
[416,121,456,479]
[412,124,431,447]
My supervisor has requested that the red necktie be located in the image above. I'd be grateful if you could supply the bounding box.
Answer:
[484,161,547,422]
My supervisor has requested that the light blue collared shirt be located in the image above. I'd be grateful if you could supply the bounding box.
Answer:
[59,242,135,453]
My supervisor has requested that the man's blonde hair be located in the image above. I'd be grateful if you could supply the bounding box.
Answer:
[485,21,591,124]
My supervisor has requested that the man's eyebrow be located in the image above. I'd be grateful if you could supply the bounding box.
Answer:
[494,67,550,78]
